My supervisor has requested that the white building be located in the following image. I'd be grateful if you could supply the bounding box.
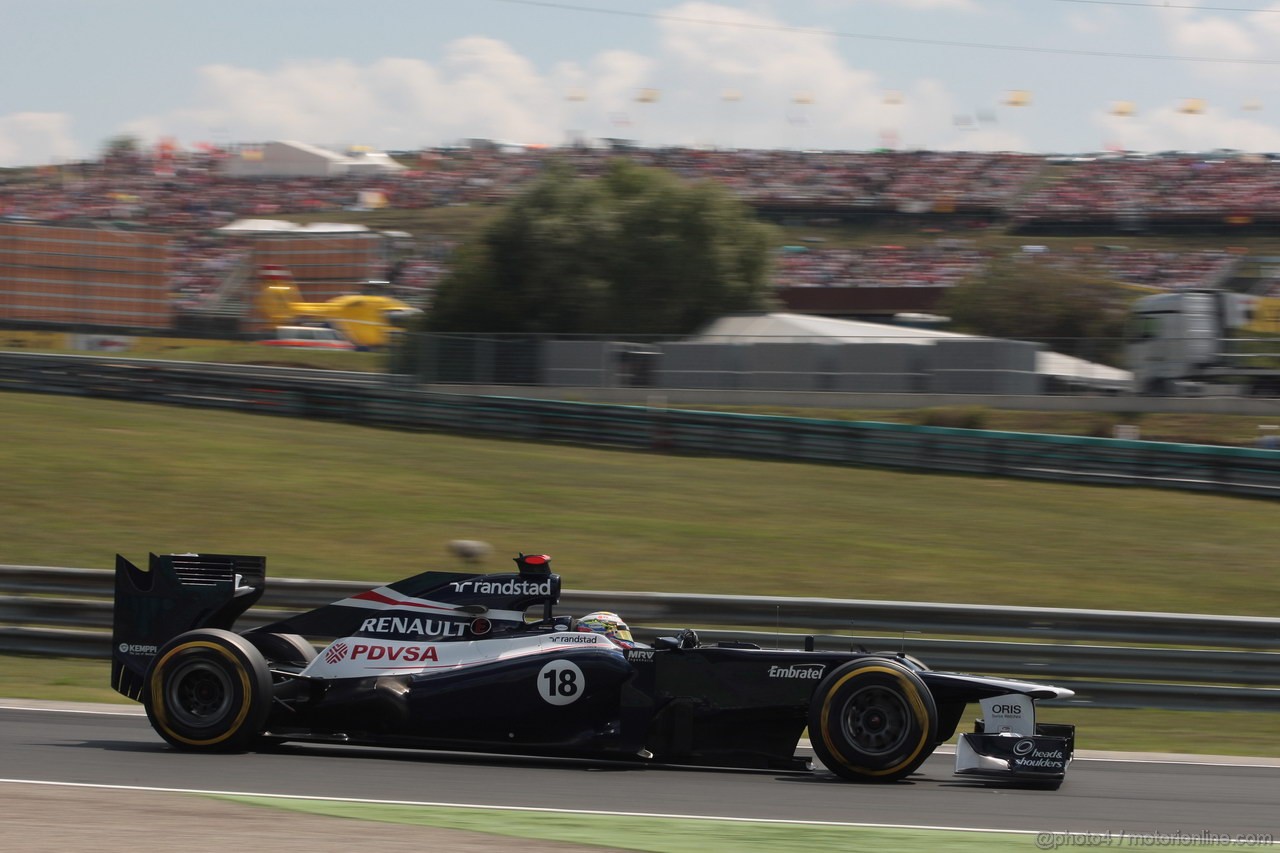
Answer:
[693,312,1132,393]
[220,141,407,178]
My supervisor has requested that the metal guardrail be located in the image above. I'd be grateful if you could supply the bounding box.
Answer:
[5,352,1280,497]
[1,566,1277,712]
[5,566,1278,647]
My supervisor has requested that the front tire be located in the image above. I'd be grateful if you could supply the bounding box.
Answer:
[144,628,272,752]
[808,659,938,783]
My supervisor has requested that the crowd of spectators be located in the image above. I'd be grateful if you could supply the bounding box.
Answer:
[384,240,457,309]
[774,243,990,289]
[166,235,253,310]
[1015,247,1241,291]
[0,146,1050,230]
[770,244,1238,293]
[1011,156,1280,225]
[2,144,1270,306]
[602,148,1042,210]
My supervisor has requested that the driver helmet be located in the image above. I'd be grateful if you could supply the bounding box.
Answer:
[578,611,635,647]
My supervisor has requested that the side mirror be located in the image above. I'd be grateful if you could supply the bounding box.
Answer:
[654,629,699,650]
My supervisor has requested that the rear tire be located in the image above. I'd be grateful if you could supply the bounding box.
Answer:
[808,659,938,783]
[144,628,271,753]
[244,632,317,667]
[242,631,316,749]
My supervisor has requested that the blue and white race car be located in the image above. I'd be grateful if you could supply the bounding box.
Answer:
[111,551,1075,787]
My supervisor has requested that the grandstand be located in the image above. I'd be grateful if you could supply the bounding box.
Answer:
[3,144,1279,336]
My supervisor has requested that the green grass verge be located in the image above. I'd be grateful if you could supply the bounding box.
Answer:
[213,795,1030,853]
[3,654,1277,757]
[0,655,132,705]
[3,391,1279,612]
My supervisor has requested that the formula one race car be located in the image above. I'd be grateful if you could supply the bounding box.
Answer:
[110,552,1076,787]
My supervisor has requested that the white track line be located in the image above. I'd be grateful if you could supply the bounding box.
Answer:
[0,778,1040,835]
[0,701,144,716]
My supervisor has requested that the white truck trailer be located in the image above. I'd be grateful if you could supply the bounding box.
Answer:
[1127,289,1280,395]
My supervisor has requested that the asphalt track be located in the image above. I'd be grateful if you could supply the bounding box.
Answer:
[2,704,1277,838]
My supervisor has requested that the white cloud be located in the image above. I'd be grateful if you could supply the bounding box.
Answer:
[648,2,973,150]
[557,49,654,136]
[118,38,659,150]
[1064,8,1117,36]
[1164,10,1258,58]
[0,112,79,168]
[888,0,976,9]
[1156,7,1268,86]
[1096,104,1280,153]
[1247,3,1280,42]
[432,36,560,141]
[814,0,978,9]
[81,3,1053,156]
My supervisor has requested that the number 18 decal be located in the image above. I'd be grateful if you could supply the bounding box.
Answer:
[538,659,584,705]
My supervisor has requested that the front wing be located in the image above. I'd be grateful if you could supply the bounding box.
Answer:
[953,693,1075,786]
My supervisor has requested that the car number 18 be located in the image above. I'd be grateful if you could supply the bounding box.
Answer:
[538,659,584,705]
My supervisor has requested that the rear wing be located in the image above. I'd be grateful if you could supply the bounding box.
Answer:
[111,553,266,700]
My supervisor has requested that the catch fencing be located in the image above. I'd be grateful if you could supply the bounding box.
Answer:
[1,565,1277,713]
[4,352,1280,498]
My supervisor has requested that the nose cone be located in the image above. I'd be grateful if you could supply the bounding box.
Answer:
[384,307,423,327]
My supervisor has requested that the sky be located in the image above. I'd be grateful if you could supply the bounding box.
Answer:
[7,0,1280,167]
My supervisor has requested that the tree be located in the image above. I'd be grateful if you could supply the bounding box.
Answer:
[98,135,144,175]
[101,135,141,159]
[939,256,1130,365]
[427,159,776,335]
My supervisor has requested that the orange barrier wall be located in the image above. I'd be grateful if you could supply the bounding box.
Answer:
[0,224,173,328]
[248,233,384,302]
[1,225,385,331]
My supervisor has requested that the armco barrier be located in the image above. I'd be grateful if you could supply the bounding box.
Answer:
[2,565,1277,712]
[4,352,1280,496]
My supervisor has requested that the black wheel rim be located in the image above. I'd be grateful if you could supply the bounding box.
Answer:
[166,659,233,728]
[839,684,911,755]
